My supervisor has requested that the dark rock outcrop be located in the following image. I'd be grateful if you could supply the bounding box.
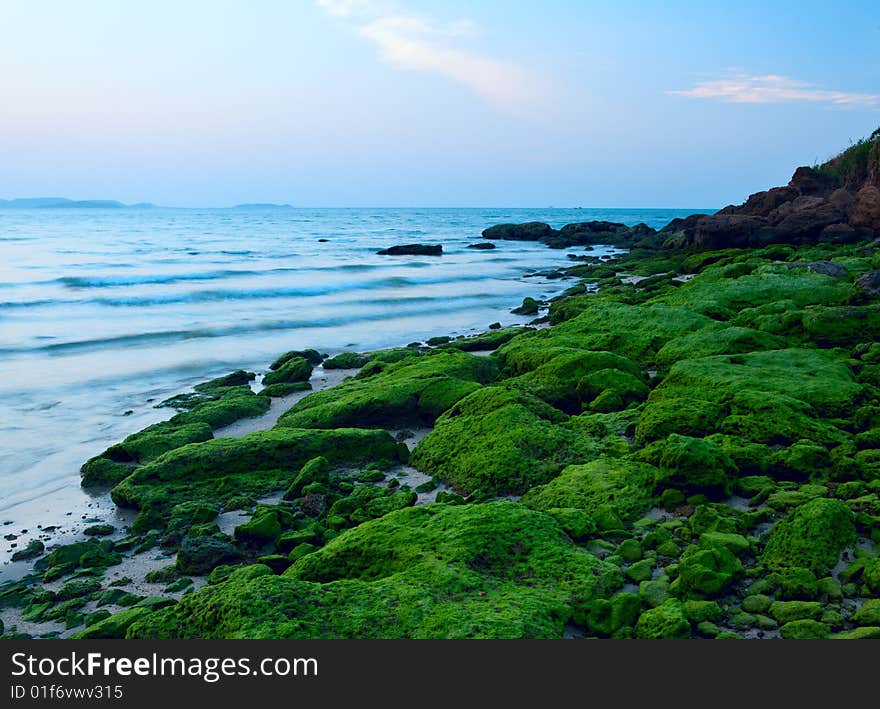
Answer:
[377,244,443,256]
[467,242,496,250]
[481,220,658,250]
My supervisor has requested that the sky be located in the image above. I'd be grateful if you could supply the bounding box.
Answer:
[1,0,878,207]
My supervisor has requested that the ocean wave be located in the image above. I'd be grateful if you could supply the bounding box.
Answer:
[0,300,499,356]
[1,273,497,309]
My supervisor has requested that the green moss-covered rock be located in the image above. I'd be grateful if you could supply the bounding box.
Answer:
[73,607,155,639]
[175,536,244,575]
[508,350,642,414]
[769,601,823,623]
[650,434,737,497]
[278,351,497,430]
[655,326,786,367]
[586,593,641,636]
[170,391,270,430]
[779,619,830,639]
[262,357,313,386]
[760,498,856,575]
[675,546,743,597]
[127,502,622,639]
[322,352,370,369]
[110,427,406,512]
[521,458,657,526]
[411,387,606,496]
[635,599,691,639]
[283,456,331,501]
[271,349,323,369]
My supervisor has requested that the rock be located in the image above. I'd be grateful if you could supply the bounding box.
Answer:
[467,242,496,250]
[262,356,312,386]
[83,524,115,537]
[635,599,690,639]
[322,351,370,369]
[760,498,855,575]
[10,539,44,561]
[377,244,442,256]
[73,607,154,639]
[726,186,799,217]
[176,536,243,575]
[854,270,880,299]
[788,166,837,196]
[270,349,323,369]
[786,261,848,277]
[779,619,830,639]
[482,222,555,241]
[852,186,880,229]
[768,600,822,623]
[512,297,540,316]
[692,214,767,249]
[675,546,743,597]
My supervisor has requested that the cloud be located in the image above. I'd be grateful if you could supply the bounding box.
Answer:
[316,2,544,118]
[670,72,879,108]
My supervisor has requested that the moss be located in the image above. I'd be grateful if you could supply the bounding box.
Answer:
[80,457,133,487]
[262,357,313,386]
[674,546,743,597]
[634,398,725,444]
[699,532,751,558]
[646,434,737,497]
[322,352,370,369]
[270,349,323,369]
[741,594,772,614]
[832,626,880,639]
[547,301,718,365]
[170,391,270,429]
[802,305,880,347]
[653,266,850,320]
[127,502,622,639]
[682,600,722,623]
[779,619,830,639]
[410,387,603,496]
[852,599,880,625]
[110,427,406,512]
[176,536,244,575]
[586,593,641,636]
[521,458,657,525]
[655,326,786,367]
[278,350,497,430]
[512,297,540,315]
[635,599,691,639]
[625,559,654,583]
[283,456,331,500]
[760,498,856,575]
[509,350,642,414]
[438,327,531,352]
[260,382,312,398]
[73,607,156,639]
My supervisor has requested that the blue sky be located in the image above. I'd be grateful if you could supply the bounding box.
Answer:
[1,0,878,207]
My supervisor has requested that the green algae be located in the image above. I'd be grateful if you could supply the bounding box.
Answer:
[126,502,622,638]
[277,350,498,429]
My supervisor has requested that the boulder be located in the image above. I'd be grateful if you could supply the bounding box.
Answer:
[467,242,496,250]
[854,270,880,299]
[852,186,880,229]
[788,166,837,196]
[481,222,556,241]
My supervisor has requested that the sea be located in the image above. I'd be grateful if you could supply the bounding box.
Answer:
[0,206,700,570]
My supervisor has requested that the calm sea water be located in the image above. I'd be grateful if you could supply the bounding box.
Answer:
[0,206,697,562]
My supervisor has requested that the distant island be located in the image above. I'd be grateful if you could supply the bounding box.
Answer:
[0,198,157,209]
[0,198,297,210]
[231,203,294,209]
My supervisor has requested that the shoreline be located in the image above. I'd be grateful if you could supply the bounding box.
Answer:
[2,136,879,638]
